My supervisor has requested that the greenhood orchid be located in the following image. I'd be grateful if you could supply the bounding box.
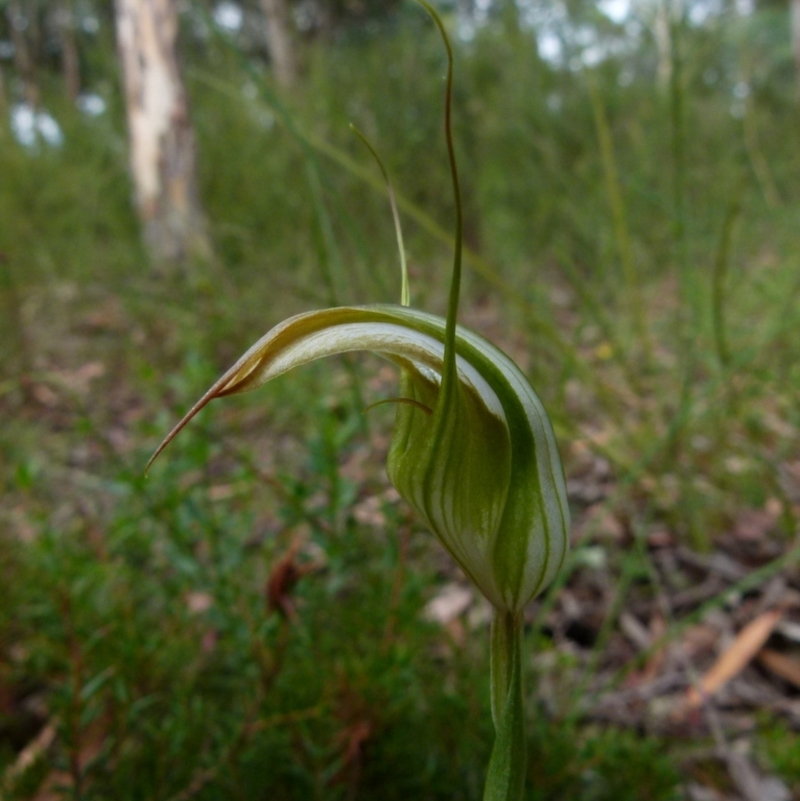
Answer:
[149,4,569,798]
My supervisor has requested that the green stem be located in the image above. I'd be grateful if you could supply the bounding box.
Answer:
[711,191,741,372]
[349,124,410,306]
[417,0,463,390]
[668,3,692,350]
[586,71,650,364]
[484,609,526,801]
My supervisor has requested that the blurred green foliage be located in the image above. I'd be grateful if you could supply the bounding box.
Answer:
[760,721,800,796]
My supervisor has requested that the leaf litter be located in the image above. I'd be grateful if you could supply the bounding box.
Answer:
[3,277,800,800]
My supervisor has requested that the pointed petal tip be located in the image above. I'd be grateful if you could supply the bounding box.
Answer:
[144,382,225,475]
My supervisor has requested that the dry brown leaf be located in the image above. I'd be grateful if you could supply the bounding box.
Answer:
[9,505,38,543]
[29,382,59,407]
[207,483,246,502]
[2,721,56,790]
[642,612,667,684]
[55,362,105,395]
[185,591,214,614]
[678,623,720,660]
[266,537,325,620]
[619,611,651,650]
[83,297,125,331]
[584,504,626,542]
[352,495,387,527]
[685,609,783,709]
[424,583,473,625]
[733,506,780,542]
[25,715,109,801]
[757,648,800,690]
[647,526,675,548]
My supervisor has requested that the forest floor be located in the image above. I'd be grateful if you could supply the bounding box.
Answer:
[2,261,799,801]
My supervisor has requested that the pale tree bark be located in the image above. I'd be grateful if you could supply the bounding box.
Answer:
[654,1,672,91]
[114,0,211,268]
[260,0,298,88]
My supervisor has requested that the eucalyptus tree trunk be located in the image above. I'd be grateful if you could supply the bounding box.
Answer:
[654,1,672,90]
[114,0,211,268]
[260,0,298,88]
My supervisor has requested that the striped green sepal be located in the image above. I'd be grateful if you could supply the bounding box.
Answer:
[149,303,569,613]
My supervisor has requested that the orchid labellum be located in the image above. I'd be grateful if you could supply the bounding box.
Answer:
[149,4,569,798]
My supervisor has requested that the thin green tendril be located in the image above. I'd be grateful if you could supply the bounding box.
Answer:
[416,0,462,393]
[350,124,410,307]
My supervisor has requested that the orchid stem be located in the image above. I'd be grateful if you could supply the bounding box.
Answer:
[416,0,462,390]
[485,609,526,801]
[350,123,410,306]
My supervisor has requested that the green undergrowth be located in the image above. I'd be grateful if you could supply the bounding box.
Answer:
[1,6,799,799]
[759,721,800,796]
[0,406,682,800]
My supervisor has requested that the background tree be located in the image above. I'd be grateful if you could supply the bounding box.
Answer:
[6,0,39,105]
[54,0,80,100]
[261,0,297,87]
[114,0,211,269]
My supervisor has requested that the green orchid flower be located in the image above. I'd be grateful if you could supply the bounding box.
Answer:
[149,4,569,798]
